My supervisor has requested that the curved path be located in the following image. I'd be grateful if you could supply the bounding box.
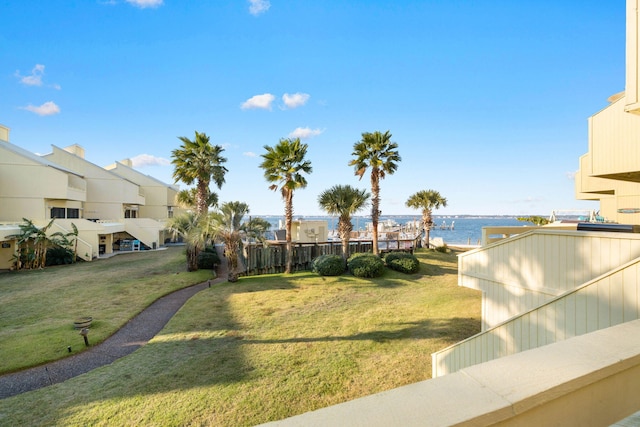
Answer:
[0,256,228,400]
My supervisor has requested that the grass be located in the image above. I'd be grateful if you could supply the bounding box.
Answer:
[0,249,480,426]
[0,247,213,373]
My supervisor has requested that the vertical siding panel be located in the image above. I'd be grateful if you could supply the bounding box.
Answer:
[537,305,547,346]
[521,313,530,351]
[586,284,599,333]
[610,272,624,326]
[555,299,566,341]
[545,303,555,344]
[529,308,538,349]
[565,293,576,339]
[505,322,514,355]
[513,317,522,353]
[598,278,611,329]
[576,288,587,335]
[481,332,488,363]
[591,237,602,279]
[622,264,637,322]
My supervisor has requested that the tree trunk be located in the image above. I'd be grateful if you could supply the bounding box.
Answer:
[187,246,199,271]
[370,171,380,255]
[339,216,353,262]
[284,189,293,273]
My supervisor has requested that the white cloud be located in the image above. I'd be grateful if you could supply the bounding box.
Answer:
[249,0,270,16]
[130,154,170,167]
[15,64,61,89]
[21,101,61,116]
[241,93,276,110]
[282,92,310,109]
[566,171,577,180]
[288,127,324,139]
[126,0,163,8]
[243,151,257,157]
[16,64,45,86]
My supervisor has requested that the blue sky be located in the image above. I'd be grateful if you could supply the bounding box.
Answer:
[1,0,625,217]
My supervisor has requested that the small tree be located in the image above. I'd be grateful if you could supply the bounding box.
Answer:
[260,138,312,274]
[349,130,401,255]
[206,201,249,282]
[166,212,208,271]
[405,190,447,248]
[318,184,370,262]
[8,218,56,270]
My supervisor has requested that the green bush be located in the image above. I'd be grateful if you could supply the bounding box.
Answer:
[312,254,345,276]
[347,252,385,278]
[384,251,420,274]
[434,244,449,253]
[45,246,75,266]
[198,245,221,269]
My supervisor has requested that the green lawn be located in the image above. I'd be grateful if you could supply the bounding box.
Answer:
[0,249,480,426]
[0,247,213,373]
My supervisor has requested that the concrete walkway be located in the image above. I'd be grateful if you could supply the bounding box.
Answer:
[0,256,228,400]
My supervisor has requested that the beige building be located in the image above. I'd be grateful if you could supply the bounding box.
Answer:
[0,128,180,268]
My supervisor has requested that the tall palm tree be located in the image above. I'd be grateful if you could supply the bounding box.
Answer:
[405,189,448,248]
[349,130,401,255]
[260,138,312,273]
[171,131,228,216]
[166,212,208,271]
[205,201,249,282]
[318,185,370,262]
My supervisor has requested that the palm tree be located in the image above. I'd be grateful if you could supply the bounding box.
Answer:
[166,212,208,271]
[405,190,448,248]
[205,201,249,282]
[349,130,401,255]
[7,218,56,269]
[176,187,219,211]
[260,138,313,273]
[318,185,370,262]
[171,131,228,216]
[241,216,272,243]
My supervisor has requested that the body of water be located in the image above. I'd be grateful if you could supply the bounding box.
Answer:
[257,215,530,245]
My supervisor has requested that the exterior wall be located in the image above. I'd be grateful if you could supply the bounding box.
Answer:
[590,97,640,179]
[291,220,328,243]
[0,143,87,222]
[43,146,144,220]
[104,160,182,220]
[459,229,640,329]
[626,0,640,112]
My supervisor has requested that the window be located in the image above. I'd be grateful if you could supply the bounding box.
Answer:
[124,209,138,218]
[51,207,66,219]
[67,208,80,218]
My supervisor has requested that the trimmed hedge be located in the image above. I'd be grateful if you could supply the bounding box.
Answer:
[384,251,420,274]
[312,254,346,276]
[347,252,385,278]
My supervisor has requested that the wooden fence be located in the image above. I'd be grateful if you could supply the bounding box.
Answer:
[241,237,419,276]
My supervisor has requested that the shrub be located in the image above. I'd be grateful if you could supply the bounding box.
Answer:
[45,246,75,266]
[384,251,420,274]
[434,244,449,253]
[197,245,221,269]
[347,252,385,278]
[312,254,345,276]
